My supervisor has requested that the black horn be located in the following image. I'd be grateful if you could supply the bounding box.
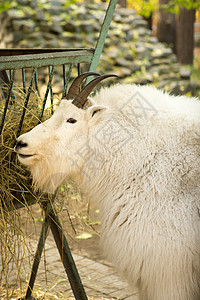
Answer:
[72,74,118,108]
[66,72,100,101]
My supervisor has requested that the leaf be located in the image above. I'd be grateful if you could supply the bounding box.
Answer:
[0,2,10,13]
[59,186,65,192]
[64,0,76,8]
[90,221,101,225]
[34,217,44,222]
[76,232,92,240]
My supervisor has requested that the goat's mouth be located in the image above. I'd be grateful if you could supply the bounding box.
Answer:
[18,153,34,159]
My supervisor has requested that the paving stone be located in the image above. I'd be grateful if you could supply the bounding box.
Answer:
[0,233,137,299]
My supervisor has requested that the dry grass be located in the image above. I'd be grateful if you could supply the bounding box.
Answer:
[0,86,55,297]
[0,86,99,299]
[0,286,111,300]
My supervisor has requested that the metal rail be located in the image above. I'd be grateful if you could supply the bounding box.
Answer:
[0,49,94,70]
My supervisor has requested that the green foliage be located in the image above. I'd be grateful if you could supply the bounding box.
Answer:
[191,57,200,86]
[128,0,158,18]
[64,0,77,8]
[0,0,77,14]
[161,0,200,14]
[128,0,200,17]
[0,1,11,13]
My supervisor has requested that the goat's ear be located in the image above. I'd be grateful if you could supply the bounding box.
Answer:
[86,105,108,121]
[83,96,96,109]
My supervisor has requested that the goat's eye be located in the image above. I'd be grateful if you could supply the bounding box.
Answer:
[67,118,77,124]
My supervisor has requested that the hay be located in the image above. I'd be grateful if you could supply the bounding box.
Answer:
[0,85,99,299]
[0,285,110,300]
[0,85,52,207]
[0,86,53,296]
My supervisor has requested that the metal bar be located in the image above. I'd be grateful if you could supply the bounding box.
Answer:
[16,68,36,137]
[1,196,36,211]
[0,70,11,100]
[0,70,10,85]
[0,48,93,56]
[86,0,117,84]
[22,68,26,94]
[38,65,55,123]
[48,212,88,300]
[78,63,81,76]
[35,68,41,97]
[0,70,16,102]
[0,69,15,135]
[63,64,67,88]
[25,218,50,299]
[0,50,94,70]
[49,66,54,115]
[62,64,73,99]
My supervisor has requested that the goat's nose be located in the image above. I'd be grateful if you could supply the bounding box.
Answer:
[15,139,28,151]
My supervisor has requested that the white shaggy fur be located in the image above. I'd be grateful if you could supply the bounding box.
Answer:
[15,84,200,300]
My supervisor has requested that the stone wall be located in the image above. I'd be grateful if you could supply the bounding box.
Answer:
[0,0,198,95]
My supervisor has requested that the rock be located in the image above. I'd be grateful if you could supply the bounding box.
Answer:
[125,31,134,42]
[1,0,198,96]
[133,19,148,29]
[13,32,25,44]
[115,7,135,17]
[8,9,26,20]
[148,67,160,79]
[125,53,134,61]
[12,20,23,31]
[61,32,77,42]
[130,63,141,73]
[52,16,63,23]
[50,24,63,34]
[115,57,131,67]
[62,21,77,33]
[135,46,151,59]
[148,36,159,43]
[158,64,171,75]
[159,74,180,82]
[152,48,168,59]
[80,20,94,33]
[113,14,121,23]
[136,27,149,36]
[171,63,180,73]
[190,80,199,90]
[35,10,46,22]
[45,39,59,48]
[151,58,172,66]
[180,67,191,79]
[77,7,87,20]
[40,21,51,32]
[116,67,132,77]
[106,47,119,59]
[2,32,14,44]
[23,20,35,33]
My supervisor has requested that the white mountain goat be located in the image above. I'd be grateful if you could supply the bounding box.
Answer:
[15,72,200,300]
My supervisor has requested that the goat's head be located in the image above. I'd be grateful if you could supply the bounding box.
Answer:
[14,72,117,193]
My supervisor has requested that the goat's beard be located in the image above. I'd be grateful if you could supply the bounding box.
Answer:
[29,159,67,194]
